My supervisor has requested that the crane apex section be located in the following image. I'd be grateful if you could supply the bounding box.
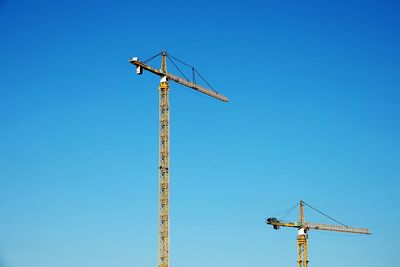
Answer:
[129,55,229,102]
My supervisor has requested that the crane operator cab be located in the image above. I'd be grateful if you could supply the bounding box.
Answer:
[298,228,308,237]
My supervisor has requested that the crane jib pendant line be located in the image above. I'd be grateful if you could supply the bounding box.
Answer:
[129,51,228,267]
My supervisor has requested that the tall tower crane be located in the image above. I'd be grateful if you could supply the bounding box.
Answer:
[129,51,228,267]
[266,200,371,267]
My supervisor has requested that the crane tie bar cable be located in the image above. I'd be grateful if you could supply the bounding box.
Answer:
[274,202,300,220]
[143,52,163,64]
[166,55,190,82]
[168,52,220,94]
[302,201,348,227]
[137,51,222,96]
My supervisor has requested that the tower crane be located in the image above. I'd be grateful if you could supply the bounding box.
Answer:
[266,200,371,267]
[129,51,228,267]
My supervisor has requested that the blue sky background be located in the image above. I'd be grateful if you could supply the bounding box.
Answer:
[0,0,399,266]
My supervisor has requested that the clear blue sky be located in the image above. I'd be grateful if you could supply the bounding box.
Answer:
[0,0,399,267]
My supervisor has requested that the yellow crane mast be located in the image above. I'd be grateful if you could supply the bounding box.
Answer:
[129,51,228,267]
[266,200,371,267]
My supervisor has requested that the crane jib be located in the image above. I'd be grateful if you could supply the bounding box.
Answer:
[305,222,371,235]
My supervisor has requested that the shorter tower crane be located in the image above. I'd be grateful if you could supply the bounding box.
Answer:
[266,200,371,267]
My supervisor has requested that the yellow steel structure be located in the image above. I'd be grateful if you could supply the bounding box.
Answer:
[130,52,228,267]
[266,200,371,267]
[297,201,307,267]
